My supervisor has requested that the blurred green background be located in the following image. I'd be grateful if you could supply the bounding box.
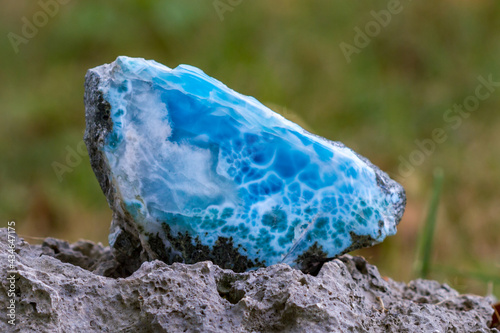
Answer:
[1,0,499,298]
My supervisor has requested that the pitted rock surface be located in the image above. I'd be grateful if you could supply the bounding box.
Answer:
[0,229,495,333]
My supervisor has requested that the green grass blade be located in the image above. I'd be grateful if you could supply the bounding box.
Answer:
[416,168,444,279]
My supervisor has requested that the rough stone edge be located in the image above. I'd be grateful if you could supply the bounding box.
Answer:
[84,62,154,274]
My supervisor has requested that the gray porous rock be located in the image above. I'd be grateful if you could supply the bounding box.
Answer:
[0,229,496,333]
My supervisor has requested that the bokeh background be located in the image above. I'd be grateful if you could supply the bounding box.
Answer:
[1,0,499,298]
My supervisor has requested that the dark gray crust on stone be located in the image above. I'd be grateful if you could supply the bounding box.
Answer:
[84,62,153,274]
[1,229,495,333]
[294,241,332,275]
[145,223,265,272]
[295,231,379,276]
[343,231,378,254]
[83,67,114,206]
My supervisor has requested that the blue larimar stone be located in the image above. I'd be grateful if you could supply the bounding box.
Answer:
[84,56,405,274]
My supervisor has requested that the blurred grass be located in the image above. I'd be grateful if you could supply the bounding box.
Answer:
[415,168,444,279]
[1,0,499,298]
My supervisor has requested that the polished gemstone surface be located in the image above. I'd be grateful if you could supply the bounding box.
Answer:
[84,56,406,273]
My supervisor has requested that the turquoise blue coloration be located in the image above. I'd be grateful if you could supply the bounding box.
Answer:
[93,56,405,271]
